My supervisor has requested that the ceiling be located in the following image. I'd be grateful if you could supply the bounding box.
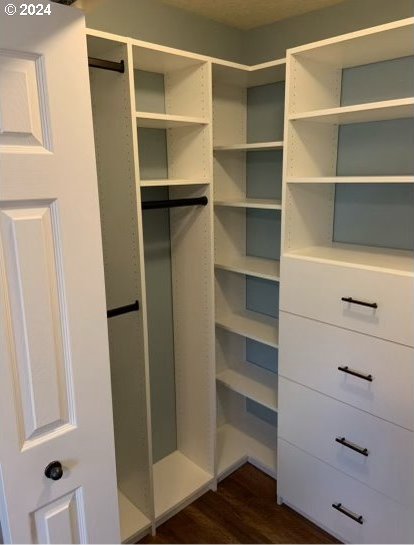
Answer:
[160,0,345,30]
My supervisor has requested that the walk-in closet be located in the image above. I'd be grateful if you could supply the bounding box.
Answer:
[1,2,413,544]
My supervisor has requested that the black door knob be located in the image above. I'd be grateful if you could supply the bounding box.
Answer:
[45,461,63,481]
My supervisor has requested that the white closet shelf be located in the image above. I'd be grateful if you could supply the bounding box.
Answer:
[118,490,151,543]
[153,451,213,522]
[289,98,414,125]
[286,176,414,184]
[217,424,277,479]
[217,364,278,411]
[215,198,282,210]
[136,112,209,128]
[214,142,283,151]
[215,256,280,282]
[140,179,209,187]
[216,309,279,348]
[286,244,414,275]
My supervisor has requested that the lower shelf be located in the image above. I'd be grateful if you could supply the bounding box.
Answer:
[216,308,279,348]
[215,256,280,282]
[118,490,151,543]
[153,450,213,522]
[217,424,277,480]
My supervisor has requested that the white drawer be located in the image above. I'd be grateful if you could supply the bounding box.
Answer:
[279,312,414,430]
[279,377,414,505]
[278,439,414,544]
[280,257,414,347]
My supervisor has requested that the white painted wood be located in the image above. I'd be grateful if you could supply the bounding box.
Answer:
[280,257,414,346]
[278,439,414,544]
[140,179,209,187]
[215,207,247,267]
[0,6,119,543]
[280,312,414,431]
[136,112,208,128]
[279,378,414,505]
[215,256,280,282]
[118,491,151,544]
[215,198,282,210]
[290,98,414,124]
[286,175,414,184]
[153,451,213,522]
[217,366,278,411]
[213,82,246,147]
[214,142,283,151]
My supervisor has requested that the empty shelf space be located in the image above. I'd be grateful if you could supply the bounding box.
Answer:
[217,364,278,411]
[214,141,284,151]
[153,451,213,522]
[136,112,209,128]
[215,256,280,282]
[286,244,414,275]
[118,490,151,543]
[215,198,282,210]
[141,178,209,187]
[217,424,277,479]
[216,308,279,348]
[289,98,414,124]
[286,176,414,184]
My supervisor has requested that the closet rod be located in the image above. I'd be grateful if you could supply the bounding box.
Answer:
[107,300,139,319]
[142,196,208,210]
[88,57,125,73]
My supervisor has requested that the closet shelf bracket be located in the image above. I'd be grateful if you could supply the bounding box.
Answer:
[88,57,125,73]
[142,196,208,210]
[107,300,140,319]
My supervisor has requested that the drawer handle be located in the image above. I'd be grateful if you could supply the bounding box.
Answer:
[332,503,364,525]
[335,436,369,457]
[341,296,378,309]
[338,365,373,382]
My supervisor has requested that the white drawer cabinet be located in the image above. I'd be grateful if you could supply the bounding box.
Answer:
[280,257,414,347]
[278,439,414,544]
[279,377,414,505]
[279,312,414,430]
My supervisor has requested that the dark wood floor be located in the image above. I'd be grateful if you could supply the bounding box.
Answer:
[139,464,339,544]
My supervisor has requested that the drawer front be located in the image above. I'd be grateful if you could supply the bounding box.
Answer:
[279,377,414,505]
[279,312,414,430]
[280,257,414,347]
[278,439,414,544]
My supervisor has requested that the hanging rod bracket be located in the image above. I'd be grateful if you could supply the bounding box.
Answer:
[142,196,208,211]
[88,57,125,74]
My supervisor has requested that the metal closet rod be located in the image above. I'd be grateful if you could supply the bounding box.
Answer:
[88,57,125,73]
[142,196,208,210]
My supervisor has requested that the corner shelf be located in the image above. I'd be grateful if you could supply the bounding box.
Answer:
[217,364,278,411]
[215,198,282,210]
[118,491,151,543]
[214,141,284,151]
[216,308,279,348]
[136,112,209,128]
[215,256,280,282]
[290,98,414,124]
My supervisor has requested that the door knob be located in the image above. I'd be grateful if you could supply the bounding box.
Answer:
[45,461,63,481]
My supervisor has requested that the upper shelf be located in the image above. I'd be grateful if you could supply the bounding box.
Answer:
[213,58,286,87]
[215,198,282,210]
[214,142,284,152]
[286,176,414,184]
[136,112,209,129]
[289,98,414,125]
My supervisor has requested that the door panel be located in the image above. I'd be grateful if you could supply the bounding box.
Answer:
[0,3,120,543]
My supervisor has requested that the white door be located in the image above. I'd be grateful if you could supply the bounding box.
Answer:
[0,2,120,543]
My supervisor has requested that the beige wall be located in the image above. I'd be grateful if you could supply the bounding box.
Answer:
[83,0,244,62]
[243,0,414,63]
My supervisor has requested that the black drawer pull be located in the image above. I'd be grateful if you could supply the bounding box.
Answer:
[332,503,364,524]
[336,436,369,457]
[342,297,378,309]
[338,365,373,382]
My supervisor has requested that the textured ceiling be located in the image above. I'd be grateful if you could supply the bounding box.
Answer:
[161,0,345,29]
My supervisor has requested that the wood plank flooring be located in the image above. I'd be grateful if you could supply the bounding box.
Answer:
[139,464,339,544]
